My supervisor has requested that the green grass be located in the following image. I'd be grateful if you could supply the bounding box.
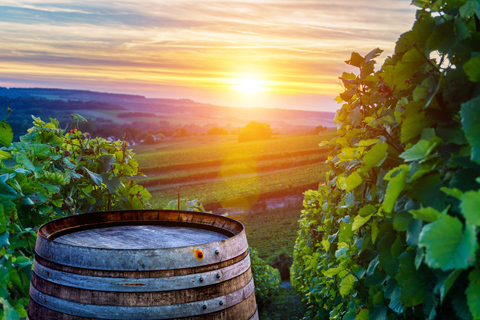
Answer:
[234,206,302,261]
[134,131,335,209]
[259,286,307,320]
[135,131,336,171]
[146,162,327,209]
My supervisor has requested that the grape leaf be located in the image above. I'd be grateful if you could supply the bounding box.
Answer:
[0,180,18,199]
[0,122,13,148]
[441,187,463,199]
[352,214,373,231]
[0,150,12,160]
[409,207,441,223]
[365,48,384,62]
[460,190,480,226]
[340,274,356,296]
[393,212,413,231]
[466,269,480,319]
[83,167,103,186]
[412,0,430,8]
[464,55,480,82]
[342,171,363,192]
[359,204,377,217]
[399,139,438,162]
[461,96,480,164]
[383,165,410,213]
[0,298,20,320]
[356,308,369,320]
[435,269,462,303]
[362,142,388,172]
[346,52,365,67]
[323,267,345,278]
[460,0,480,18]
[419,214,477,270]
[397,252,429,306]
[379,233,399,277]
[401,101,434,143]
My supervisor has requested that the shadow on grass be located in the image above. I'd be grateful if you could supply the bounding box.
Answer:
[259,284,307,320]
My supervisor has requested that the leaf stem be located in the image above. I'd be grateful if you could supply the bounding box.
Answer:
[413,45,440,74]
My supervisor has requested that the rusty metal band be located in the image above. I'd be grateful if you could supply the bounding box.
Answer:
[30,277,255,319]
[33,254,251,292]
[35,231,248,271]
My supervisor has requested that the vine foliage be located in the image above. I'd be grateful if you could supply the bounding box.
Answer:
[292,1,480,319]
[0,114,151,319]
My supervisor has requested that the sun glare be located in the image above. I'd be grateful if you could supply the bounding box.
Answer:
[230,78,268,93]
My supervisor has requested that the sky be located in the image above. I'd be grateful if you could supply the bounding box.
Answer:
[0,0,417,112]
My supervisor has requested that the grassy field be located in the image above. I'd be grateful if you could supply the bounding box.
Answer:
[134,130,335,211]
[234,206,302,262]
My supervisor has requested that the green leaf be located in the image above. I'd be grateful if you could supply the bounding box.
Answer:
[99,154,115,172]
[393,212,413,231]
[340,274,356,296]
[359,204,377,217]
[412,77,438,103]
[352,214,373,231]
[369,306,387,320]
[435,269,462,303]
[409,207,441,223]
[460,190,480,226]
[464,55,480,82]
[0,150,12,160]
[72,113,87,121]
[0,267,9,285]
[321,239,330,251]
[397,252,429,307]
[401,101,433,143]
[346,52,365,67]
[412,0,430,7]
[383,165,410,213]
[365,48,383,63]
[378,233,399,277]
[0,298,20,320]
[370,222,379,244]
[362,142,388,172]
[394,48,426,87]
[0,231,9,246]
[441,187,463,199]
[460,0,480,17]
[83,167,103,186]
[343,171,363,192]
[461,96,480,164]
[0,180,18,199]
[356,308,369,320]
[43,171,67,186]
[387,283,404,314]
[101,173,121,194]
[15,153,37,175]
[0,122,13,148]
[419,214,477,271]
[367,256,380,275]
[466,269,480,319]
[322,267,345,278]
[399,139,438,162]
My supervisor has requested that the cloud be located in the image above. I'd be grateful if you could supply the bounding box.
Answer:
[0,0,416,111]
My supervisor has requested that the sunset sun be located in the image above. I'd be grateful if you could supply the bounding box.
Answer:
[230,77,268,93]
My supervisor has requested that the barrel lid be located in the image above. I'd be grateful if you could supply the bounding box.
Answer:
[35,210,248,271]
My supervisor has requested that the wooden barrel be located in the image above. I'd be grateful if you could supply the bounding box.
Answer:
[28,210,258,320]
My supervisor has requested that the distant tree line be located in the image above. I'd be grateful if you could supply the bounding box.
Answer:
[0,96,125,111]
[117,112,162,118]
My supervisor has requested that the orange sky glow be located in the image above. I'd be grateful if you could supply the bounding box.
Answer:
[0,0,417,111]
